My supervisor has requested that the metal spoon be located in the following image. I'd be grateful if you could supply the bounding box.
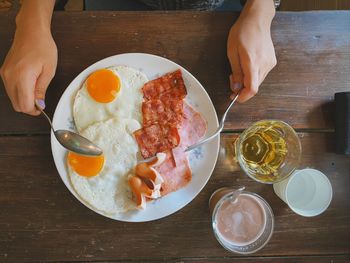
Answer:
[185,92,239,152]
[35,100,103,156]
[230,186,245,203]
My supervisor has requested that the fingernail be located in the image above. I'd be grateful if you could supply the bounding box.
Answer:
[231,82,242,93]
[36,99,46,109]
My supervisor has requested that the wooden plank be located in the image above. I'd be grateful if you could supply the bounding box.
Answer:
[65,255,349,263]
[0,0,12,12]
[0,11,349,134]
[280,0,350,11]
[166,255,350,263]
[0,133,349,262]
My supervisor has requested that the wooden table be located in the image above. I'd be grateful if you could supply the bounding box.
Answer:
[0,11,349,263]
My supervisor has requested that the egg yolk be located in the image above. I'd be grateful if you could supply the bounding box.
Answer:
[87,69,120,103]
[67,152,104,177]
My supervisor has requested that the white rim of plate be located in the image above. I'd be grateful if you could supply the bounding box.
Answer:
[50,53,220,222]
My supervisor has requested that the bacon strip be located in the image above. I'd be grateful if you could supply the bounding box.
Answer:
[178,102,207,147]
[155,102,207,196]
[134,124,180,158]
[142,99,183,127]
[155,149,191,196]
[134,70,186,158]
[134,70,207,197]
[142,69,187,101]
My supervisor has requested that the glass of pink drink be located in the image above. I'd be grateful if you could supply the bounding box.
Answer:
[210,188,274,254]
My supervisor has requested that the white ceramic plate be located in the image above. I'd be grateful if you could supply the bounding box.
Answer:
[51,53,219,222]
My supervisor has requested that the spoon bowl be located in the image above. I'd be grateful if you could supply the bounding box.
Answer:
[35,100,103,156]
[54,130,103,156]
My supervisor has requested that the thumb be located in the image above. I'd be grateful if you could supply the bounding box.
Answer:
[239,61,259,103]
[228,50,243,95]
[34,67,54,109]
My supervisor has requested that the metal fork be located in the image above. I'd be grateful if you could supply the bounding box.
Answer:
[185,93,239,152]
[139,93,239,163]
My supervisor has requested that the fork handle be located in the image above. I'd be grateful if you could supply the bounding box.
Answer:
[221,93,239,125]
[185,127,222,152]
[185,93,240,152]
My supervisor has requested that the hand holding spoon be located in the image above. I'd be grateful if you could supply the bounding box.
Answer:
[35,100,103,156]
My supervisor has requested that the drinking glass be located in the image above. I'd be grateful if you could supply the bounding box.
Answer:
[235,120,301,184]
[210,188,274,254]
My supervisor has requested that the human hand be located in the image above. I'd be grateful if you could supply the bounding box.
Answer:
[227,0,276,102]
[1,22,57,115]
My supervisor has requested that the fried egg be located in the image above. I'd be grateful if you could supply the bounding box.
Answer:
[67,117,141,215]
[67,152,105,177]
[73,65,148,133]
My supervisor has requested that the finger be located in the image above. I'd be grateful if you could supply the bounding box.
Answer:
[228,50,243,94]
[33,67,54,115]
[258,68,268,88]
[256,57,277,93]
[259,57,277,86]
[230,74,242,95]
[10,85,21,112]
[239,62,259,103]
[1,68,21,112]
[35,65,54,102]
[16,71,39,116]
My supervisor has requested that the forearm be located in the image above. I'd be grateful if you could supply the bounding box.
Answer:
[16,0,55,33]
[227,0,277,102]
[240,0,275,27]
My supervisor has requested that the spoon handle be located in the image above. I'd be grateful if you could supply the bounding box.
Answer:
[230,186,245,204]
[35,100,55,132]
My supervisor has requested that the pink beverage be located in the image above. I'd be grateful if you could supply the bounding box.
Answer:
[215,193,266,245]
[210,188,274,252]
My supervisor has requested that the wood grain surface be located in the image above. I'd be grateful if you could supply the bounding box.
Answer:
[1,11,349,134]
[0,11,349,263]
[280,0,350,11]
[0,133,349,262]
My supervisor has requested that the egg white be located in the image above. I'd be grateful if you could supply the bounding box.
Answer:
[68,117,141,215]
[73,65,148,133]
